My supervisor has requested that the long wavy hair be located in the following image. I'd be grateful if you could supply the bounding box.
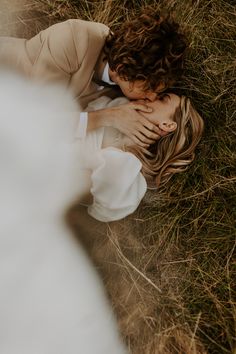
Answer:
[126,96,204,189]
[104,7,187,92]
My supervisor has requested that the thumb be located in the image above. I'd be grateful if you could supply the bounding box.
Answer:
[131,102,153,113]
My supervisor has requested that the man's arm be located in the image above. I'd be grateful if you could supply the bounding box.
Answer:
[26,19,109,95]
[87,101,164,147]
[25,20,80,86]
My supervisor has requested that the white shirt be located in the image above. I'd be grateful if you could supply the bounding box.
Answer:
[76,96,147,222]
[101,62,117,86]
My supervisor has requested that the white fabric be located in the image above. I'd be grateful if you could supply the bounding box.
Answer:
[76,96,147,222]
[0,71,128,354]
[88,148,147,222]
[76,111,88,139]
[101,62,116,85]
[93,62,116,91]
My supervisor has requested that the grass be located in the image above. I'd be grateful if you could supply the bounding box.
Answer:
[2,0,235,352]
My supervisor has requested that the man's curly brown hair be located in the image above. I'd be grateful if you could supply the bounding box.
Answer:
[103,8,187,92]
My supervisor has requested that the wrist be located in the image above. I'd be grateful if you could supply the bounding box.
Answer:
[88,108,113,130]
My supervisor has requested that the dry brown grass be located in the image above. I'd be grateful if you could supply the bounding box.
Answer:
[1,0,235,353]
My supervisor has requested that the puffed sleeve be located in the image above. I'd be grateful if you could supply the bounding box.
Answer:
[86,148,147,222]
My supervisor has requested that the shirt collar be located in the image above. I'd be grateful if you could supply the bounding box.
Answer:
[101,63,116,85]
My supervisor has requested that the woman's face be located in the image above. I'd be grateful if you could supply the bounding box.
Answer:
[139,93,180,135]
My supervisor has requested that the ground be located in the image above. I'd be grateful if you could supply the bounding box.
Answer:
[1,1,235,353]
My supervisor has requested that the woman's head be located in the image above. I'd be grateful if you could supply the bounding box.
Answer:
[127,94,204,188]
[138,93,180,135]
[104,7,187,99]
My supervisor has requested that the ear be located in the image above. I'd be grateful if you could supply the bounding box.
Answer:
[167,121,177,132]
[160,121,177,132]
[108,68,119,83]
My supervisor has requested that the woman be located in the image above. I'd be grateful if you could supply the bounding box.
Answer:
[76,93,204,221]
[0,70,203,222]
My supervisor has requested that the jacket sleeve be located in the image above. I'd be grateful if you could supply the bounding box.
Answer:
[26,19,109,90]
[25,20,82,86]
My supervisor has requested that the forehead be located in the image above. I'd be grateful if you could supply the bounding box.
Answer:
[149,93,181,110]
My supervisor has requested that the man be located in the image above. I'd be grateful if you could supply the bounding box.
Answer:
[0,8,186,146]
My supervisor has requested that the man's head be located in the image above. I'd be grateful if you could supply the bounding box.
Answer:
[104,7,187,100]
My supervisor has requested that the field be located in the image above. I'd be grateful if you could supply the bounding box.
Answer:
[1,0,235,353]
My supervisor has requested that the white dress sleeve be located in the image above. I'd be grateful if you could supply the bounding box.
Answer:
[86,147,147,222]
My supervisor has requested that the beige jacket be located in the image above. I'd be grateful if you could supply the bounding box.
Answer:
[0,19,112,108]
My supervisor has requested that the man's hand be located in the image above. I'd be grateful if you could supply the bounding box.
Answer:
[88,101,164,147]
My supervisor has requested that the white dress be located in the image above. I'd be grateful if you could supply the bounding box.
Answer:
[74,96,147,222]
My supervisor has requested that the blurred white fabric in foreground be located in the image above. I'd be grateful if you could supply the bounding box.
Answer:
[0,71,127,354]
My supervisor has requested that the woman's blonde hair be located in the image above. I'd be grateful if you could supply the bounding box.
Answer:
[127,96,204,189]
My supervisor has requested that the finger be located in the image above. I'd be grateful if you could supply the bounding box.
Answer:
[134,114,159,134]
[134,114,166,137]
[131,134,151,148]
[136,122,161,141]
[142,121,167,137]
[130,102,153,113]
[142,120,160,135]
[135,131,156,145]
[140,117,169,137]
[143,127,161,140]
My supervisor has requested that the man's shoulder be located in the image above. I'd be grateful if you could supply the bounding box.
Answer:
[42,19,109,65]
[45,19,109,46]
[65,19,110,37]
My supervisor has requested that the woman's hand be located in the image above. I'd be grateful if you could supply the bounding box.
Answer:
[88,101,162,147]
